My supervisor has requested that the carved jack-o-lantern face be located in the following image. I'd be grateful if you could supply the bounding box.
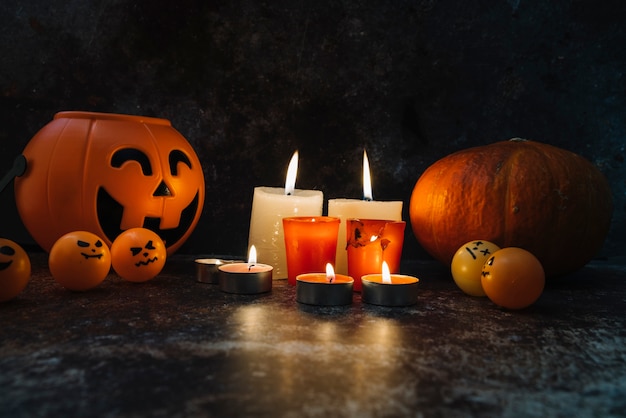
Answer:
[111,228,166,282]
[14,111,205,255]
[48,231,112,291]
[0,238,31,302]
[95,142,201,252]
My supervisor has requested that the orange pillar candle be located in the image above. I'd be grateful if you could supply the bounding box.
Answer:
[346,219,406,292]
[282,216,340,286]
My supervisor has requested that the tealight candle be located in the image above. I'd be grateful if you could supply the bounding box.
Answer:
[248,151,323,279]
[283,216,340,286]
[296,263,354,306]
[218,246,273,294]
[328,151,403,275]
[346,218,406,292]
[361,261,419,306]
[195,258,242,283]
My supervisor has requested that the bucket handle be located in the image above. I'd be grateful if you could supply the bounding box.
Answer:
[0,155,27,194]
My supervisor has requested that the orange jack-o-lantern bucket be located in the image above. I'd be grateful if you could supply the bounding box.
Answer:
[14,111,205,255]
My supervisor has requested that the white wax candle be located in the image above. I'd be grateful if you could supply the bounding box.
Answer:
[327,199,403,274]
[328,150,403,274]
[248,186,323,279]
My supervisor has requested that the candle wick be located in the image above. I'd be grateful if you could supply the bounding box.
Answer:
[248,264,256,271]
[363,196,373,202]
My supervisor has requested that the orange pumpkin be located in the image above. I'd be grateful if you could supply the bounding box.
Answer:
[409,138,613,278]
[14,111,205,255]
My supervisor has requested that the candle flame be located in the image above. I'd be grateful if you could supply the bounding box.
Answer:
[363,150,373,201]
[248,245,257,264]
[285,151,298,195]
[382,261,392,284]
[325,263,336,283]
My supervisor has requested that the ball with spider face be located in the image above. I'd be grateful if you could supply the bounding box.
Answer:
[111,228,166,282]
[0,238,31,302]
[49,231,111,291]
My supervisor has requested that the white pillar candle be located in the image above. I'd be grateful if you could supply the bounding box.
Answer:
[328,151,403,275]
[248,152,323,279]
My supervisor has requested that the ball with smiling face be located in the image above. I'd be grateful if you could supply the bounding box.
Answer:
[0,238,31,302]
[49,231,111,291]
[111,228,166,282]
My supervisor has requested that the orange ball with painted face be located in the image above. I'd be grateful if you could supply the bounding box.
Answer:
[111,228,166,282]
[0,238,31,302]
[481,247,545,310]
[49,231,111,291]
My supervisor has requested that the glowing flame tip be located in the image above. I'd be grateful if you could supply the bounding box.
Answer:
[325,263,335,283]
[285,151,299,195]
[248,245,258,264]
[363,150,373,201]
[382,261,392,284]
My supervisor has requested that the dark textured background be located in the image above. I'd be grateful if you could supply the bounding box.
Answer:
[0,0,624,259]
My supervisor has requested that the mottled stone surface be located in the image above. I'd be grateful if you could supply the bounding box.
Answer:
[1,4,625,416]
[0,1,624,259]
[1,254,625,417]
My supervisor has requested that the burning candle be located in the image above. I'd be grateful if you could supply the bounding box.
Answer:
[296,263,354,306]
[346,218,406,291]
[195,258,243,283]
[218,245,273,294]
[248,151,323,279]
[361,261,419,306]
[282,216,340,286]
[328,150,403,275]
